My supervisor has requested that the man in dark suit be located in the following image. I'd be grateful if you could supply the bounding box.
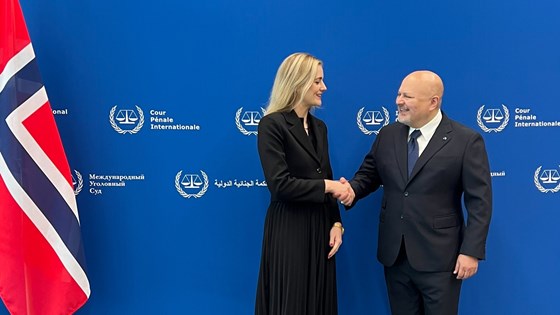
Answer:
[338,70,492,314]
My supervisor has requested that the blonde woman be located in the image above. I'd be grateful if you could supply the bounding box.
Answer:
[255,53,347,315]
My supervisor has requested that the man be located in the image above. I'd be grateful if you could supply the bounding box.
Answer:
[339,70,492,314]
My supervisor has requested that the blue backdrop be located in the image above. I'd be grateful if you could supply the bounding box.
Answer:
[3,0,559,314]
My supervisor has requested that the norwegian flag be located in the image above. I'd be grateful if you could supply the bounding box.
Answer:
[0,0,90,314]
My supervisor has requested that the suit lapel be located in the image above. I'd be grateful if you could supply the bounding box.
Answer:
[394,123,410,184]
[283,110,320,164]
[408,114,453,182]
[308,114,324,163]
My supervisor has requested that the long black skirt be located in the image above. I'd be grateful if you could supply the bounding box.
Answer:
[255,201,338,315]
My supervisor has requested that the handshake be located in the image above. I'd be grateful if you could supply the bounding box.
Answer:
[326,177,356,206]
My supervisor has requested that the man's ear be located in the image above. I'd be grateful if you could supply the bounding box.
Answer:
[430,96,440,110]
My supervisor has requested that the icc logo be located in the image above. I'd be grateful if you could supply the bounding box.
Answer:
[72,169,83,195]
[109,105,145,134]
[534,166,560,193]
[357,106,390,135]
[477,104,509,133]
[175,170,209,198]
[235,107,266,135]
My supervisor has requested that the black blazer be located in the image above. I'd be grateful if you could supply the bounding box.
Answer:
[349,113,492,272]
[257,110,341,223]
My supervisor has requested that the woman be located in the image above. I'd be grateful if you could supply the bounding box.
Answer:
[255,53,347,315]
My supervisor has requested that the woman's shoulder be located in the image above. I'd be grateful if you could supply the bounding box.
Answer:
[262,111,284,121]
[258,112,288,132]
[309,113,326,126]
[260,111,285,125]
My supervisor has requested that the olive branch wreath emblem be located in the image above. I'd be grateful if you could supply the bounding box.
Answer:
[73,170,83,195]
[109,105,144,134]
[534,166,560,193]
[477,105,509,133]
[175,170,209,198]
[235,107,266,136]
[357,107,390,135]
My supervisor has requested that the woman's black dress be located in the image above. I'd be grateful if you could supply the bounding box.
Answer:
[255,111,341,315]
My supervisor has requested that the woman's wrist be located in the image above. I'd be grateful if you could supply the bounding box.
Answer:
[324,179,334,193]
[332,222,344,235]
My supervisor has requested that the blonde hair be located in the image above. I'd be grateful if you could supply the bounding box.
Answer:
[265,53,322,115]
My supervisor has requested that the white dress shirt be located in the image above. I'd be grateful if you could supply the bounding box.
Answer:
[407,110,442,156]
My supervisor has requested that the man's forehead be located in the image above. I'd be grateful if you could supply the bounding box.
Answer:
[399,80,424,93]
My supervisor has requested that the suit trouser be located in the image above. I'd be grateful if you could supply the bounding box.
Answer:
[384,241,462,315]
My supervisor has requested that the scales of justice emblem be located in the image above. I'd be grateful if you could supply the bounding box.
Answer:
[109,105,145,134]
[175,170,209,198]
[477,105,509,132]
[357,106,390,135]
[534,166,560,193]
[235,107,266,135]
[116,110,138,124]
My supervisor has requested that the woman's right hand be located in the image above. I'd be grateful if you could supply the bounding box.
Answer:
[325,178,355,205]
[325,179,348,198]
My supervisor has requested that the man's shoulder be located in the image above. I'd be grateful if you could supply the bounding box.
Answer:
[379,121,406,135]
[447,118,480,135]
[444,114,482,137]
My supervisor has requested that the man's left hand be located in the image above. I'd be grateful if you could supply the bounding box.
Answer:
[453,254,479,280]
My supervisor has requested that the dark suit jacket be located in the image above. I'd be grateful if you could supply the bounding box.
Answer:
[349,113,492,272]
[257,110,341,223]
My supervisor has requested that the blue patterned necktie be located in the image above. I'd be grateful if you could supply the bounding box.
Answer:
[407,129,422,177]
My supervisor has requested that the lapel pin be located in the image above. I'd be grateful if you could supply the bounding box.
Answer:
[443,137,448,141]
